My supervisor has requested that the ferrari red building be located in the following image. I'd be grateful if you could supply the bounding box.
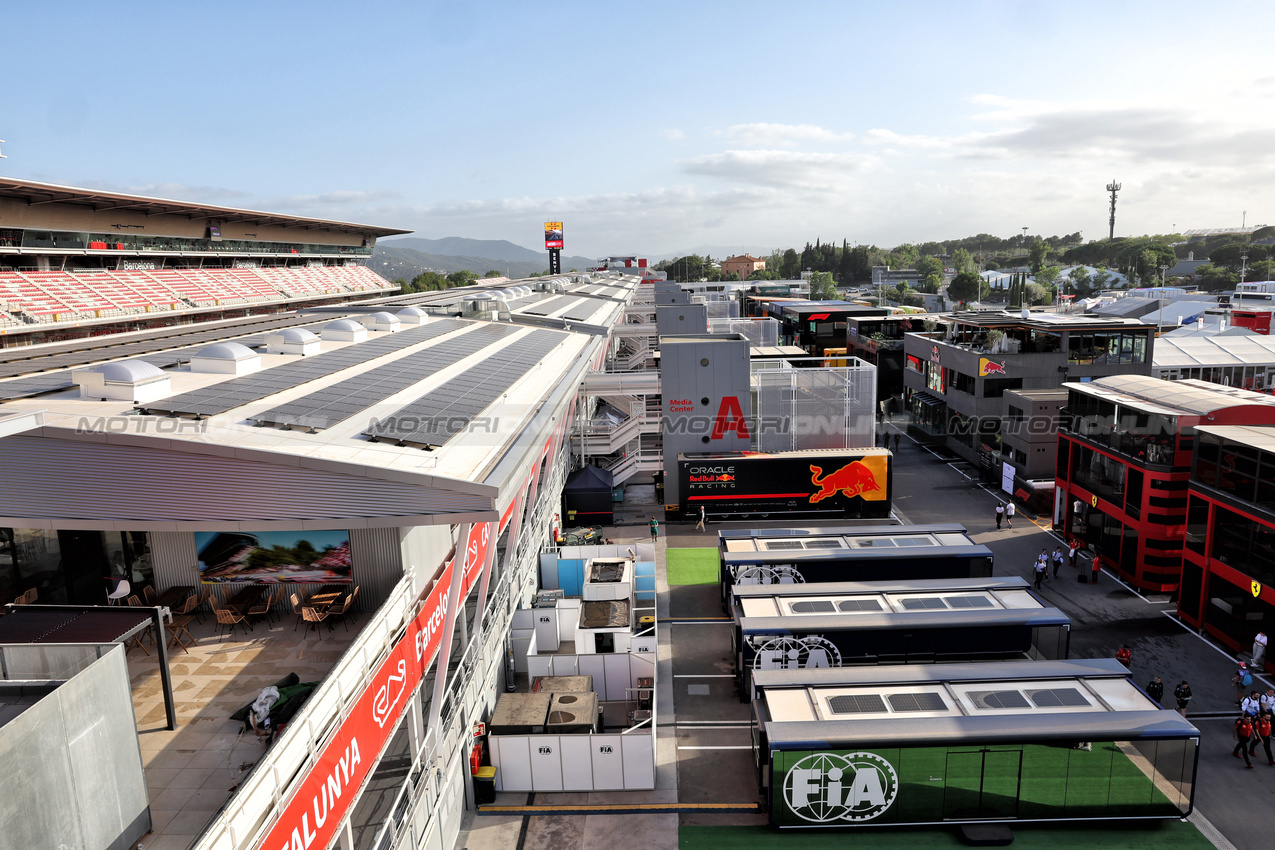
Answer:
[1180,425,1275,670]
[1055,376,1275,593]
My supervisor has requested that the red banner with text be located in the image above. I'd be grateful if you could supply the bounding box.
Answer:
[257,521,493,850]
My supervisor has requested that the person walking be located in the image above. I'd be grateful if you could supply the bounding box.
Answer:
[1051,547,1065,580]
[1262,688,1275,716]
[995,503,1004,530]
[1033,555,1047,590]
[1174,680,1192,717]
[1243,690,1262,717]
[1251,710,1275,766]
[648,517,659,542]
[1068,539,1079,569]
[1090,553,1101,584]
[695,505,706,533]
[892,432,900,452]
[1234,714,1255,768]
[1116,645,1132,668]
[1146,676,1164,707]
[1004,501,1015,528]
[1235,661,1253,705]
[1253,630,1268,668]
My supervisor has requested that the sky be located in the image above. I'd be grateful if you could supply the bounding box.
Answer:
[3,1,1275,259]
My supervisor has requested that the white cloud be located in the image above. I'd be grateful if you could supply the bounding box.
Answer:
[718,123,854,146]
[661,128,685,141]
[679,149,882,189]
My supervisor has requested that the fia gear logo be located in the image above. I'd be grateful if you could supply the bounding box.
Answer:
[783,752,899,823]
[751,635,842,671]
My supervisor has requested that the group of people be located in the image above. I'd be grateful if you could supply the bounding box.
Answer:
[1031,546,1066,589]
[876,430,901,451]
[994,501,1015,529]
[1145,676,1193,717]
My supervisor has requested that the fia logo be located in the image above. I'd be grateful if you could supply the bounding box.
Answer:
[538,746,553,755]
[752,635,842,671]
[783,752,898,823]
[598,745,614,754]
[539,616,551,623]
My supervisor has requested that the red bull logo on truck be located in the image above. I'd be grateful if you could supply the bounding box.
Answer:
[978,357,1007,377]
[808,457,888,503]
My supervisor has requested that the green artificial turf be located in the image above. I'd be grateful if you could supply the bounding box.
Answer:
[680,820,1214,850]
[666,548,720,585]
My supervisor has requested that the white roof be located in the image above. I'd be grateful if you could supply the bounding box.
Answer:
[1153,332,1275,369]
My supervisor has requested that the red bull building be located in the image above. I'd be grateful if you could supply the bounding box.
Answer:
[677,448,892,521]
[1179,424,1275,671]
[903,312,1156,476]
[1055,376,1275,593]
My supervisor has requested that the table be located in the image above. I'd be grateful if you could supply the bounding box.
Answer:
[225,585,264,613]
[308,591,343,611]
[154,585,195,610]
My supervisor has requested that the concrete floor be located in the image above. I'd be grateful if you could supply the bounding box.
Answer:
[126,601,356,850]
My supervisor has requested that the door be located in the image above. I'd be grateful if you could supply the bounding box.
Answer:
[57,530,109,604]
[943,748,1022,820]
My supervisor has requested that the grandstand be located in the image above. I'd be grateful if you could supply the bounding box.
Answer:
[0,178,406,345]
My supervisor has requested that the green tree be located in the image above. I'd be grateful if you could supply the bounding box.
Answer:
[484,270,503,278]
[846,245,873,282]
[780,248,800,279]
[1024,282,1048,305]
[952,248,975,275]
[809,271,838,300]
[1067,266,1093,299]
[947,271,982,305]
[915,256,944,282]
[889,243,920,269]
[447,270,478,288]
[922,272,942,293]
[1091,269,1113,293]
[1028,240,1050,273]
[1034,265,1061,291]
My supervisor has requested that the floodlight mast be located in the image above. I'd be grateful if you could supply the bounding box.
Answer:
[1107,180,1121,240]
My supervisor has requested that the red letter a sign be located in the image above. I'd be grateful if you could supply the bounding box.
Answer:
[709,396,750,439]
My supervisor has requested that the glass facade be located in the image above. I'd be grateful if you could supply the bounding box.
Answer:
[0,226,371,257]
[769,739,1196,826]
[1066,331,1149,365]
[0,527,151,604]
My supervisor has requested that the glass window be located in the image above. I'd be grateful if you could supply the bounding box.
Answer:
[1185,496,1208,556]
[1124,468,1143,520]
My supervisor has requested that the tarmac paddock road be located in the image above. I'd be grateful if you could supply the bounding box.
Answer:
[461,420,1269,849]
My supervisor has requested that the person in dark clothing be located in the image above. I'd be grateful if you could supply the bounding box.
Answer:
[1234,714,1255,767]
[1051,547,1065,579]
[1033,556,1047,590]
[648,517,658,541]
[995,503,1004,530]
[1174,680,1192,716]
[1250,710,1275,766]
[1146,676,1164,706]
[892,432,900,452]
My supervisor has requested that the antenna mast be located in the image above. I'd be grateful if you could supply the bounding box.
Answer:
[1106,180,1121,240]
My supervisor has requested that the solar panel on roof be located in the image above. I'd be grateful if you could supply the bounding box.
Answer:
[828,693,888,714]
[363,329,565,447]
[253,324,516,431]
[899,597,947,610]
[142,319,466,417]
[888,692,947,712]
[943,595,995,609]
[972,690,1031,710]
[790,600,836,614]
[837,598,883,613]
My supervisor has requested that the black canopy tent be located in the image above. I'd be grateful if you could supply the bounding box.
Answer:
[562,465,614,526]
[0,603,176,730]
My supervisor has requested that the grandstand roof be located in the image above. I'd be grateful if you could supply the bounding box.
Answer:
[0,177,410,236]
[0,274,635,530]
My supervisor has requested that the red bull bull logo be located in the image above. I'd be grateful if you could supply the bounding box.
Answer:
[808,458,887,503]
[978,357,1007,377]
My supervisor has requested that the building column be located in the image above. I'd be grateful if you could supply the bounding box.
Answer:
[426,523,470,737]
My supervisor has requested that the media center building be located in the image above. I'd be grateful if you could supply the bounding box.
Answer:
[0,181,668,850]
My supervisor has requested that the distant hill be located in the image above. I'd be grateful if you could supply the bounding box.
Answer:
[370,237,596,281]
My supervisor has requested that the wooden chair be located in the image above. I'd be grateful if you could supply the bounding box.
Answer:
[300,606,329,639]
[215,607,250,640]
[327,594,353,632]
[247,591,274,627]
[347,585,361,623]
[125,595,155,654]
[17,587,38,605]
[290,593,304,630]
[165,614,198,654]
[143,585,157,605]
[176,594,200,618]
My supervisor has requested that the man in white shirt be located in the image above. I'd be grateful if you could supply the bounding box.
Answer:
[1005,501,1015,528]
[1262,688,1275,715]
[1254,631,1268,667]
[1243,691,1262,717]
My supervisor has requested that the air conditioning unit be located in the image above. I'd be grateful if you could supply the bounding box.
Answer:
[534,588,564,608]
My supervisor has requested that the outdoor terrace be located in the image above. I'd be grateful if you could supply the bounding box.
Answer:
[127,597,357,850]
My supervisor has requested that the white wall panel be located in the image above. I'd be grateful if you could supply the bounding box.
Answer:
[621,732,655,789]
[578,655,605,691]
[603,654,630,701]
[490,737,531,792]
[528,738,564,791]
[590,736,625,790]
[550,655,578,676]
[558,735,594,791]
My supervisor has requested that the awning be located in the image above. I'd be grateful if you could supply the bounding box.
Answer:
[0,604,177,729]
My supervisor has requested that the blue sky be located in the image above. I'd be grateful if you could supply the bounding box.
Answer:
[3,1,1274,258]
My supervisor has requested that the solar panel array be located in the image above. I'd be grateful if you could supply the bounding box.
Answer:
[520,295,578,316]
[252,323,516,431]
[888,692,948,712]
[0,315,331,402]
[1028,688,1090,708]
[0,312,322,378]
[364,329,565,447]
[142,319,465,417]
[828,693,888,715]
